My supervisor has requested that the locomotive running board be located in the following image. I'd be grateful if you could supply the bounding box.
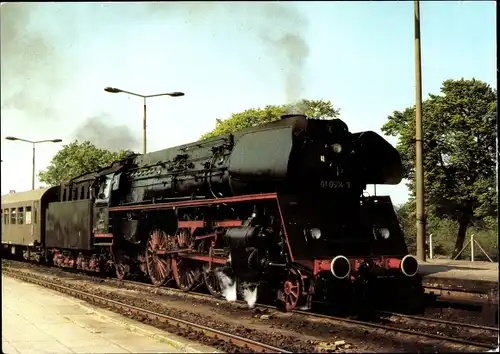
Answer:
[108,193,277,212]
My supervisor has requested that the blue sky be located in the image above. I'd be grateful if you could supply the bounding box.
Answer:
[0,1,496,205]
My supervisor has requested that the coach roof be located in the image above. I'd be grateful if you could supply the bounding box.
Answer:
[1,187,52,205]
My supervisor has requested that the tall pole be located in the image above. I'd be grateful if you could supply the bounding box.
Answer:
[414,0,426,262]
[104,87,184,155]
[143,97,147,155]
[32,143,36,190]
[5,137,62,190]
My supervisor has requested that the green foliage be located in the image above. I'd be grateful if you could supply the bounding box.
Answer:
[430,221,498,261]
[395,201,498,260]
[38,140,133,186]
[382,79,497,257]
[200,99,340,139]
[394,201,417,254]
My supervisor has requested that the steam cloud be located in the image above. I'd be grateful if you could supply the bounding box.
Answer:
[73,115,140,152]
[146,2,310,103]
[239,2,310,103]
[215,269,259,308]
[241,282,258,308]
[216,270,237,302]
[0,3,65,120]
[1,3,310,124]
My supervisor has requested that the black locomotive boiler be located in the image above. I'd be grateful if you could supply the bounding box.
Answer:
[1,113,421,312]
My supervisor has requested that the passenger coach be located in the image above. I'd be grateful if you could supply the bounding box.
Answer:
[1,187,59,261]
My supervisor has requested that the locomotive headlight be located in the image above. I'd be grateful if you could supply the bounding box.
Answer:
[378,228,390,239]
[332,143,343,153]
[310,228,322,239]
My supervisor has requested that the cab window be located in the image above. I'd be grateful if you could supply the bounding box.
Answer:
[97,175,113,201]
[3,209,9,224]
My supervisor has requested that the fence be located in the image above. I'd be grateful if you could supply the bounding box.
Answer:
[428,233,495,262]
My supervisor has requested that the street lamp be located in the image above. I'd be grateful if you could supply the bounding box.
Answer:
[5,137,62,190]
[104,86,185,154]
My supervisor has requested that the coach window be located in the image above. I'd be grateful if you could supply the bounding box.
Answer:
[10,208,16,224]
[80,186,85,200]
[62,188,67,201]
[3,209,8,224]
[34,207,38,224]
[25,206,32,225]
[17,207,24,224]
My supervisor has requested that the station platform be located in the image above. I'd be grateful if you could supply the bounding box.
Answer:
[417,259,498,306]
[1,275,216,354]
[418,259,498,283]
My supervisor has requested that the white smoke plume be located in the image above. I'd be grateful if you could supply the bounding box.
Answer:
[72,115,141,152]
[240,282,258,309]
[215,269,237,302]
[145,2,310,103]
[1,3,310,126]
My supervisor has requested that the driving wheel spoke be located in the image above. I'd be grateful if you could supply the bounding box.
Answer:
[203,265,223,298]
[174,258,198,292]
[146,228,171,287]
[115,262,126,281]
[280,268,304,312]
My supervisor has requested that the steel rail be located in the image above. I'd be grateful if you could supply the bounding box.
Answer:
[2,269,291,354]
[375,309,498,332]
[290,308,498,349]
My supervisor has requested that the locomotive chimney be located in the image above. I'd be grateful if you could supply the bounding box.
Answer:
[281,113,307,120]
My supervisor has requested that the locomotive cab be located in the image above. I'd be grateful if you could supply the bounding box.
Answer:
[93,174,114,236]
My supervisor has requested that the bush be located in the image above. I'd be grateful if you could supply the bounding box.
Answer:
[395,202,498,261]
[425,218,497,261]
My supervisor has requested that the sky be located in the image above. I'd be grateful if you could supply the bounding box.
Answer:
[0,1,496,205]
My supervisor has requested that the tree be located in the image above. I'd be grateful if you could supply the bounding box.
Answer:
[394,201,417,254]
[200,99,340,139]
[38,140,134,186]
[382,78,497,258]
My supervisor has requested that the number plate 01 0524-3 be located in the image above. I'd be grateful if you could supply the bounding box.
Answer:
[320,180,352,189]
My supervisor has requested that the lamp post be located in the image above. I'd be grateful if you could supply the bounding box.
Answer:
[5,137,62,190]
[414,0,426,262]
[104,87,185,154]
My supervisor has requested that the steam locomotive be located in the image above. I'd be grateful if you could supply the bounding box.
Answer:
[1,113,421,312]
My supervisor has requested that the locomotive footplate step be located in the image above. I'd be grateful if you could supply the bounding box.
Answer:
[1,275,216,353]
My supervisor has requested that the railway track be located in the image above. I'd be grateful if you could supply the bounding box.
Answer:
[2,269,291,353]
[3,261,498,351]
[116,278,498,350]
